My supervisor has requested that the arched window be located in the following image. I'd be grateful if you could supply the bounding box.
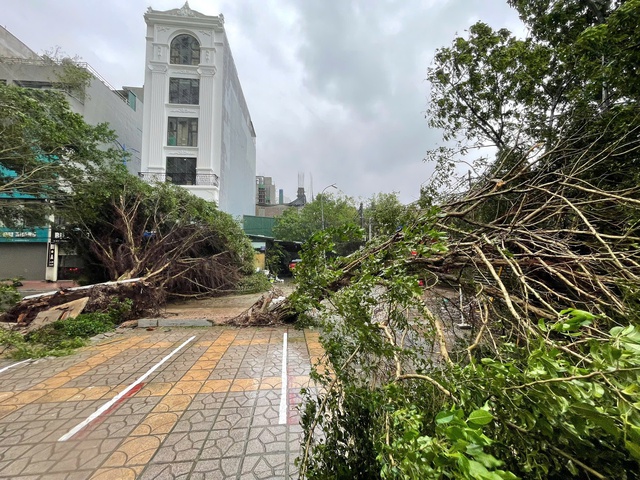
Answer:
[170,34,200,65]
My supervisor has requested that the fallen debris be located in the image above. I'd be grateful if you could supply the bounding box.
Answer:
[25,297,89,333]
[225,288,296,326]
[1,278,160,329]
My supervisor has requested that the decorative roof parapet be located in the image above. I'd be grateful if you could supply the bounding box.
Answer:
[145,2,223,22]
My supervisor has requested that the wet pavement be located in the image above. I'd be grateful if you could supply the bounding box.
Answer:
[0,326,323,479]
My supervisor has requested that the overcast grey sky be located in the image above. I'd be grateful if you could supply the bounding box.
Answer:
[3,0,523,204]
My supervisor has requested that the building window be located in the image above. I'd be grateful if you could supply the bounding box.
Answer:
[13,80,53,89]
[170,34,200,65]
[167,117,198,147]
[169,78,199,104]
[166,157,197,185]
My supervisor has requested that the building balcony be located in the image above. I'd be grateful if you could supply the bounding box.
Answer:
[138,172,219,187]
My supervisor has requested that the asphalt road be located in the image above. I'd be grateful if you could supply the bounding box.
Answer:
[0,326,322,479]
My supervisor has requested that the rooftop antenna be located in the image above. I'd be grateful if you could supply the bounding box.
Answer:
[310,173,314,201]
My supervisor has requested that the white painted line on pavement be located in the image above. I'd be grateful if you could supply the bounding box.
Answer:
[58,335,196,442]
[0,358,32,374]
[279,332,288,424]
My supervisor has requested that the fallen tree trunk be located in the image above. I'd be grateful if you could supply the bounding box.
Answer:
[1,278,161,328]
[225,287,297,326]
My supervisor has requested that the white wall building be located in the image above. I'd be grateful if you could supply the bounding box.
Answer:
[140,2,256,219]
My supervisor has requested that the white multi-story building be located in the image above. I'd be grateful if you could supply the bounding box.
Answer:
[140,2,257,219]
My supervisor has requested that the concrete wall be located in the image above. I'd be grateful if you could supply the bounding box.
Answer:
[219,46,256,219]
[82,79,143,175]
[0,26,39,59]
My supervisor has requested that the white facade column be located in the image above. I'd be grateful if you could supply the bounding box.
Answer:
[197,65,216,173]
[211,43,225,175]
[146,63,168,171]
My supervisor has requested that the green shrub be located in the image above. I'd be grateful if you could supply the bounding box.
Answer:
[236,273,272,293]
[0,284,21,313]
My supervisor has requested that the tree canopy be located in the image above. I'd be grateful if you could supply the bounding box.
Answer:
[273,193,360,243]
[0,82,121,228]
[426,0,640,192]
[273,192,417,244]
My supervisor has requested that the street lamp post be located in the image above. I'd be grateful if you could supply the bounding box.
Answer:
[320,183,337,230]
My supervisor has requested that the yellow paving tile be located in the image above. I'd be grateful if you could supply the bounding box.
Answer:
[130,412,180,436]
[198,353,224,361]
[290,375,312,388]
[0,391,15,402]
[1,389,48,405]
[168,381,203,395]
[151,394,194,412]
[102,435,165,467]
[201,379,232,393]
[180,369,210,381]
[213,333,238,345]
[191,361,217,370]
[68,385,114,401]
[205,346,228,355]
[90,467,141,480]
[1,336,146,420]
[0,404,18,420]
[230,378,260,392]
[136,382,173,397]
[33,387,82,403]
[35,376,74,390]
[232,338,251,346]
[259,376,282,389]
[250,338,269,345]
[132,341,175,349]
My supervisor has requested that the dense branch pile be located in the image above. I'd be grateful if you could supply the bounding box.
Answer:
[428,125,640,330]
[292,122,640,479]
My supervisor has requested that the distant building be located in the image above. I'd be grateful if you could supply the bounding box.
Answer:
[140,2,256,219]
[288,186,307,207]
[0,26,144,281]
[256,176,276,205]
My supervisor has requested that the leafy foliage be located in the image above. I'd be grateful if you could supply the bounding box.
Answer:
[59,166,255,296]
[295,217,640,479]
[292,4,640,478]
[364,192,419,238]
[0,283,21,313]
[425,0,640,195]
[0,82,121,227]
[273,193,360,243]
[235,272,273,294]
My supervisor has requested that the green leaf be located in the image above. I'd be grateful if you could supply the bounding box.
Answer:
[468,409,494,426]
[436,410,457,424]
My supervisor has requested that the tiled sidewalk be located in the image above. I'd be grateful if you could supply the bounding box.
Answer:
[0,327,322,479]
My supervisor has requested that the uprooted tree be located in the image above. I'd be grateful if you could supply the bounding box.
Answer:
[282,2,640,478]
[2,170,256,325]
[60,167,256,296]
